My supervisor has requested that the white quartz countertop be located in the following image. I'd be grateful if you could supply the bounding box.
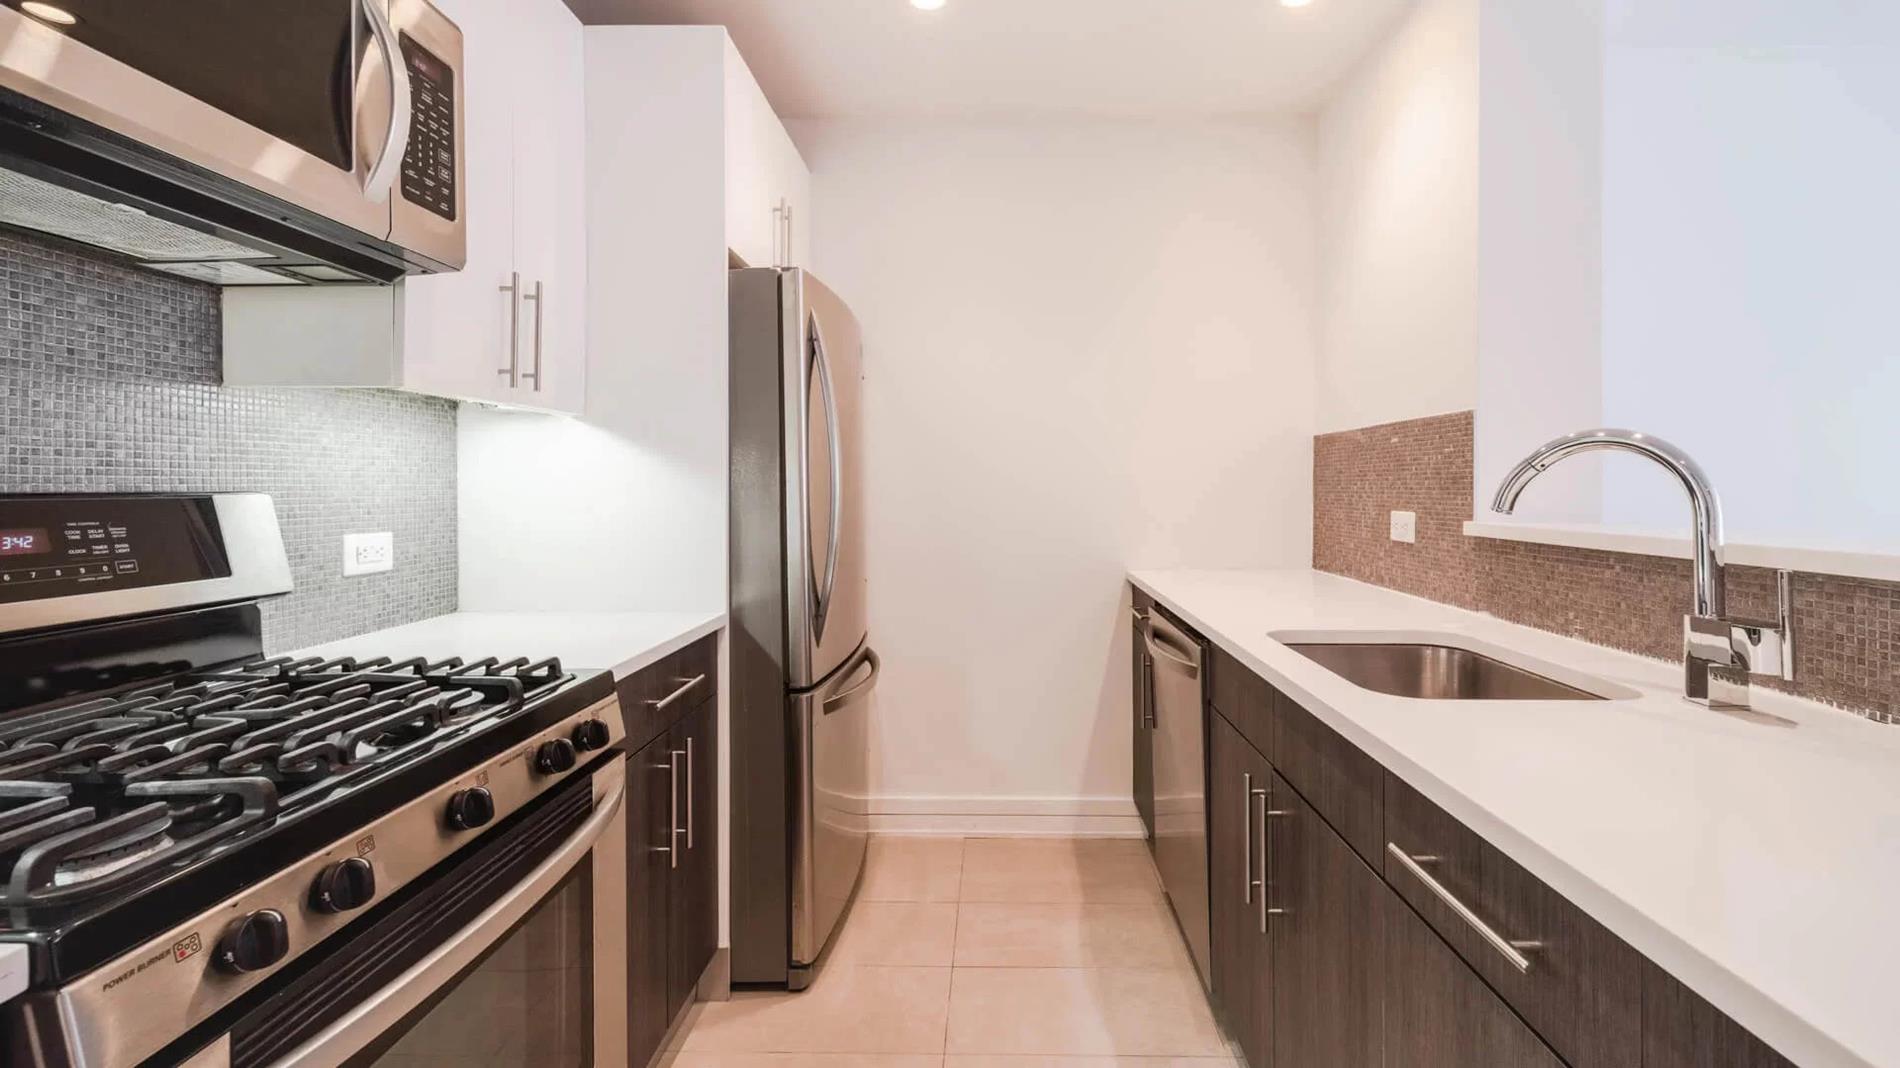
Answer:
[289,610,724,681]
[1131,568,1900,1068]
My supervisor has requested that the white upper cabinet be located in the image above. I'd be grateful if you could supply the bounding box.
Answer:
[223,0,585,415]
[723,41,812,269]
[501,0,587,413]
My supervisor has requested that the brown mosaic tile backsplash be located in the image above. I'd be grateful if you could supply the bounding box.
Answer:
[1313,410,1900,723]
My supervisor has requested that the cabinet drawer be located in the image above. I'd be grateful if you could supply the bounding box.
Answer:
[617,635,719,752]
[1642,963,1794,1068]
[1382,882,1564,1068]
[1207,644,1273,760]
[1384,773,1642,1068]
[1272,693,1383,866]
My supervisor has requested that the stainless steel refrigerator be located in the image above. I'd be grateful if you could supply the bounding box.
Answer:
[728,267,878,989]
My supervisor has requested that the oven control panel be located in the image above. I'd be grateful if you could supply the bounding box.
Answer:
[0,496,232,605]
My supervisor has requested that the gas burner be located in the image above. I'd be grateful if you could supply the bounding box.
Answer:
[0,654,570,906]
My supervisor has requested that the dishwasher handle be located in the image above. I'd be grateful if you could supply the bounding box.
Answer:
[1142,614,1201,678]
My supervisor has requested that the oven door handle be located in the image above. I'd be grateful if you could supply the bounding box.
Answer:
[270,760,627,1068]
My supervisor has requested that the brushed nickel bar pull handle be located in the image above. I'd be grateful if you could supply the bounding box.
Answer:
[651,757,677,863]
[498,271,520,387]
[1263,790,1288,932]
[520,280,543,391]
[771,200,784,267]
[1387,842,1538,973]
[1243,772,1258,905]
[685,735,695,850]
[667,749,684,869]
[783,202,794,265]
[649,674,707,714]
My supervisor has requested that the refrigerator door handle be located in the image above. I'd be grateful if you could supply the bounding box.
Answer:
[808,312,844,644]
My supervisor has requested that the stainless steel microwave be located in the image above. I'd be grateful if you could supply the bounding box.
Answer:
[0,0,464,284]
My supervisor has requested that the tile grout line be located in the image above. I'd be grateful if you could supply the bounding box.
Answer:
[941,835,968,1057]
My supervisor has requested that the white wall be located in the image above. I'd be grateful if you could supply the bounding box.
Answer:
[1598,0,1900,549]
[788,119,1316,831]
[1468,0,1900,555]
[1315,0,1480,434]
[1473,0,1605,521]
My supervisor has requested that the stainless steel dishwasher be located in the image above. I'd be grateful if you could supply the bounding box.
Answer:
[1142,607,1210,984]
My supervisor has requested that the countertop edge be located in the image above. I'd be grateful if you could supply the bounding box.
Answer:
[1129,569,1871,1068]
[605,613,727,679]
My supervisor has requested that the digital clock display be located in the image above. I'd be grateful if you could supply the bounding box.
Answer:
[0,529,49,556]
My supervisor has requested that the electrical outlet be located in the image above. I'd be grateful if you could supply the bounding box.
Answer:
[343,532,394,576]
[1389,510,1417,544]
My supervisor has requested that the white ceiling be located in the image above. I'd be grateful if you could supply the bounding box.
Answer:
[564,0,1414,119]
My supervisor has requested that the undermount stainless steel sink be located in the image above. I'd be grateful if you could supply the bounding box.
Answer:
[1285,642,1607,701]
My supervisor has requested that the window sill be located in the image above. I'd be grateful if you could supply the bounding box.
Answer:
[1461,520,1900,585]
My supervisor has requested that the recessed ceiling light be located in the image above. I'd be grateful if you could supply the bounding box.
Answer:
[20,2,78,25]
[1281,0,1315,8]
[910,0,946,10]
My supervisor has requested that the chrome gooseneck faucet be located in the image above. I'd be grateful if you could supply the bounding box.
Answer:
[1491,428,1794,711]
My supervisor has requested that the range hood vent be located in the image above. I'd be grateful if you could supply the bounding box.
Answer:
[0,168,319,286]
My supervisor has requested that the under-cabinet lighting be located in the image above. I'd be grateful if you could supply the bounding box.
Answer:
[19,2,78,26]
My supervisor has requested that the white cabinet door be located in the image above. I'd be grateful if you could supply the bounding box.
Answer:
[400,0,516,404]
[723,40,811,270]
[774,122,812,268]
[508,0,587,414]
[723,43,774,269]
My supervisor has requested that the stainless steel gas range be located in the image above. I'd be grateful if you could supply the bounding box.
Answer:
[0,493,629,1068]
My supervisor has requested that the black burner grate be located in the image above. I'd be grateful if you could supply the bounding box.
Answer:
[0,654,568,906]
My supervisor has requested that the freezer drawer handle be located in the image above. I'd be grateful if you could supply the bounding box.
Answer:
[649,674,707,714]
[823,646,881,714]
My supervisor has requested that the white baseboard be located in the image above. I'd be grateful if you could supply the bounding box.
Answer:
[857,795,1147,838]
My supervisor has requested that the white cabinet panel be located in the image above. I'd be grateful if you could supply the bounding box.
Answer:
[507,0,586,413]
[401,0,516,405]
[724,41,809,269]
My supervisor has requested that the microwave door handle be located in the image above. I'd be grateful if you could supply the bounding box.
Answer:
[361,0,412,203]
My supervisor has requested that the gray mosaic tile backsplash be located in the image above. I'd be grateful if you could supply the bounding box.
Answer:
[1,230,457,652]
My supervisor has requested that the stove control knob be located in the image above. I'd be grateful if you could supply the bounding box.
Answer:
[535,738,578,775]
[571,719,611,752]
[216,909,290,974]
[311,857,377,914]
[447,786,495,830]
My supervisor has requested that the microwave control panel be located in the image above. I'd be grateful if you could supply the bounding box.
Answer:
[399,33,458,222]
[0,496,232,604]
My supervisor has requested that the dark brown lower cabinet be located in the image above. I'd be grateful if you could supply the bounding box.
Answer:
[667,700,719,1018]
[625,724,675,1067]
[1268,769,1383,1068]
[1208,710,1270,1068]
[1643,963,1796,1068]
[628,697,719,1068]
[1143,586,1801,1068]
[1382,887,1565,1068]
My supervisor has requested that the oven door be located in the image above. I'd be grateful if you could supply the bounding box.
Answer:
[166,755,627,1068]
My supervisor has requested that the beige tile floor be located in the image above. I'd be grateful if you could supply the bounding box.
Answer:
[662,837,1238,1068]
